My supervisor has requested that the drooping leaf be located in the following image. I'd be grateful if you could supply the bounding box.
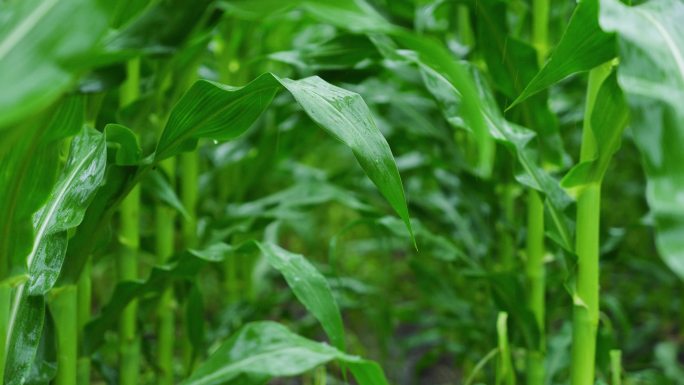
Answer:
[257,242,345,351]
[0,0,110,128]
[279,76,413,240]
[509,0,617,108]
[297,0,496,178]
[599,0,684,279]
[155,73,413,238]
[179,321,388,385]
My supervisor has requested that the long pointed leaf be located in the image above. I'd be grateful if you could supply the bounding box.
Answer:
[155,73,413,239]
[509,0,616,108]
[257,242,345,351]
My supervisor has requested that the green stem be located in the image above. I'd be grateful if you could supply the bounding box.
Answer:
[180,152,199,373]
[526,0,550,382]
[0,282,10,382]
[532,0,550,62]
[50,285,78,385]
[118,57,141,385]
[156,158,176,385]
[500,184,516,270]
[526,190,545,385]
[457,5,475,48]
[77,259,91,385]
[119,186,140,385]
[570,63,612,385]
[610,350,622,385]
[181,153,198,249]
[496,312,516,385]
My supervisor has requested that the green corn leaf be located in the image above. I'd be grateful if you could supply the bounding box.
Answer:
[86,241,346,354]
[179,321,388,385]
[295,0,495,178]
[562,70,629,188]
[474,0,564,166]
[0,97,84,275]
[300,0,394,34]
[0,0,110,129]
[257,242,346,351]
[278,76,413,240]
[104,0,213,56]
[4,127,106,384]
[599,0,684,279]
[269,34,380,72]
[154,74,280,160]
[104,124,142,166]
[26,127,107,295]
[155,73,413,240]
[419,63,574,251]
[509,0,616,108]
[143,169,191,221]
[3,294,44,385]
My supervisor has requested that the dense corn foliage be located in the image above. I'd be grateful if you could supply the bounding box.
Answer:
[1,0,682,384]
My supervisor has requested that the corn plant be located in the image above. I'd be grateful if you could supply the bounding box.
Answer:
[1,0,683,384]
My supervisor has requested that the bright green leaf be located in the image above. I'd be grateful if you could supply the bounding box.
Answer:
[257,242,346,351]
[510,0,616,108]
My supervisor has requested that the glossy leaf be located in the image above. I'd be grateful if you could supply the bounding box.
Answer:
[296,0,495,177]
[154,73,280,160]
[4,128,106,384]
[257,242,345,350]
[279,76,413,240]
[26,127,107,295]
[0,0,110,128]
[510,0,616,108]
[180,321,388,385]
[155,73,413,238]
[0,97,84,275]
[599,0,684,279]
[3,294,45,385]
